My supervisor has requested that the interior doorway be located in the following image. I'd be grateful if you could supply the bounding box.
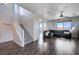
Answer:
[39,19,43,40]
[39,19,47,39]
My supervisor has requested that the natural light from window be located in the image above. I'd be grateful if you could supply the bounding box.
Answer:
[57,22,71,30]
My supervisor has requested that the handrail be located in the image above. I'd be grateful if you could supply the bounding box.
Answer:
[13,21,24,47]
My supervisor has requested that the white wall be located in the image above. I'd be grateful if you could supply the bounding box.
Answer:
[34,15,40,41]
[0,4,13,43]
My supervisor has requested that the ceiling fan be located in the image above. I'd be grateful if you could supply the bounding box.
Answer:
[59,9,70,18]
[59,8,70,18]
[59,5,71,18]
[60,10,63,17]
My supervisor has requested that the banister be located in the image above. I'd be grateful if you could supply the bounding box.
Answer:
[13,21,24,47]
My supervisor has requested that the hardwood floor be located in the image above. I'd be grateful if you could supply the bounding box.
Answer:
[0,37,79,55]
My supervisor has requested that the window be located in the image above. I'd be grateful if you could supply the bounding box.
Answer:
[57,22,64,30]
[13,4,19,14]
[64,22,71,30]
[57,21,71,30]
[19,6,26,16]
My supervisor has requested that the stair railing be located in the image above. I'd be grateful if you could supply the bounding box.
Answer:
[13,21,24,47]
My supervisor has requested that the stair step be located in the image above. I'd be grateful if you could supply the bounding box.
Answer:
[24,34,30,36]
[20,24,33,45]
[24,35,31,38]
[24,39,33,45]
[24,39,32,41]
[24,37,31,40]
[24,34,29,36]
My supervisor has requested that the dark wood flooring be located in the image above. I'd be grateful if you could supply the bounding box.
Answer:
[0,37,79,55]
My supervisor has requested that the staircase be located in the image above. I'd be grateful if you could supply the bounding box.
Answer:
[20,24,33,45]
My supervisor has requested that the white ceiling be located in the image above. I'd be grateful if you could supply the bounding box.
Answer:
[18,3,79,19]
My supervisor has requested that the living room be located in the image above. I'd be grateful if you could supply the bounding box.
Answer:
[43,17,79,39]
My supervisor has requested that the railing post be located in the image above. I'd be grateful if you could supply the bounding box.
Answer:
[22,30,24,47]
